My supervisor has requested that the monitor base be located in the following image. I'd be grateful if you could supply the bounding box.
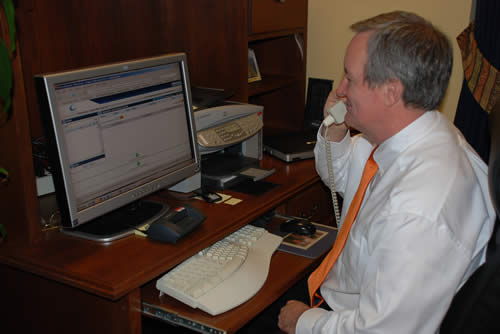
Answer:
[62,200,169,243]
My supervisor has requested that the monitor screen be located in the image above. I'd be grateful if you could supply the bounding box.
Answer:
[35,53,200,241]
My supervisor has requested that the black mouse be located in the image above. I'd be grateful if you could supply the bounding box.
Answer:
[280,219,316,236]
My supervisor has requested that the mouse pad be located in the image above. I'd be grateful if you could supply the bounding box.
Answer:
[269,220,338,259]
[229,179,279,196]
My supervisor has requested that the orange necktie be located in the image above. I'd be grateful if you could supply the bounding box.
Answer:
[308,148,379,307]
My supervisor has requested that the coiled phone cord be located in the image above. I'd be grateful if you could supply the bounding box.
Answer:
[324,126,341,224]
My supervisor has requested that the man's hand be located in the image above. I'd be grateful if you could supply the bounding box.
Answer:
[321,89,348,142]
[323,89,342,119]
[278,300,311,334]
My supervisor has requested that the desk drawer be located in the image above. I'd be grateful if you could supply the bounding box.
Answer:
[249,0,307,34]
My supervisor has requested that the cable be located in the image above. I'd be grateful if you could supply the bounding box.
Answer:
[324,126,341,224]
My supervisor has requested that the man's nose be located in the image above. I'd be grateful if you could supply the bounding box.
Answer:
[337,77,347,97]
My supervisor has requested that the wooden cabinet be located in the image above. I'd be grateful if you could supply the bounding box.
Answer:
[14,0,307,141]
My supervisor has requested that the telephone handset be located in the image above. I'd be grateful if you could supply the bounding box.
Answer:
[323,101,347,224]
[323,100,347,126]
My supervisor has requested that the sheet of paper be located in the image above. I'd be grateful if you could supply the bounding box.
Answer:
[225,197,242,205]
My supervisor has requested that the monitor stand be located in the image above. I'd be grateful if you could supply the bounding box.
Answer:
[62,200,169,243]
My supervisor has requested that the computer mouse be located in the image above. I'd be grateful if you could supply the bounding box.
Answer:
[280,219,316,236]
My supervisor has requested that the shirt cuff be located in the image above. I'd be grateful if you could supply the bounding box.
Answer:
[317,128,351,159]
[296,307,329,334]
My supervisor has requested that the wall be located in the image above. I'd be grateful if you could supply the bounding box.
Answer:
[306,0,474,121]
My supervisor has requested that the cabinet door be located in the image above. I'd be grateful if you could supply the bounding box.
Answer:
[249,0,308,34]
[279,182,337,227]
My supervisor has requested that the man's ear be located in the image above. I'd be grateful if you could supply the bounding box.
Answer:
[383,80,403,107]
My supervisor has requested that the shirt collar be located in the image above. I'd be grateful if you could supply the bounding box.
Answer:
[373,111,440,174]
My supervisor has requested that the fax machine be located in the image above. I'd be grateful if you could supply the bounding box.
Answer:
[170,101,269,192]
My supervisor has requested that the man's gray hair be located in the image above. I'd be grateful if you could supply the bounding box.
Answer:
[351,11,453,110]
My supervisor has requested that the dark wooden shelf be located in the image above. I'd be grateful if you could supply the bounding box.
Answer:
[248,28,305,42]
[248,74,298,97]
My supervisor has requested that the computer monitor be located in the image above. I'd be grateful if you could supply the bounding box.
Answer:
[35,53,200,242]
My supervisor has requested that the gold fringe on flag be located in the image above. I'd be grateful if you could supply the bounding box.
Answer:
[457,23,500,113]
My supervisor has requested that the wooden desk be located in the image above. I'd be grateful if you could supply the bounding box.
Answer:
[0,155,332,334]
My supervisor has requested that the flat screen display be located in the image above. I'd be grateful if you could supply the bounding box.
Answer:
[35,53,200,241]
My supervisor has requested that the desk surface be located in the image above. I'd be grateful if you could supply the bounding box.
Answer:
[0,155,329,333]
[0,156,322,298]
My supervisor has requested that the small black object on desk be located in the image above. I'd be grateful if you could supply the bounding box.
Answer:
[280,219,316,236]
[147,205,206,243]
[193,189,222,203]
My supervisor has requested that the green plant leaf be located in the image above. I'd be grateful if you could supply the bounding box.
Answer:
[1,0,15,118]
[1,0,16,53]
[0,40,13,117]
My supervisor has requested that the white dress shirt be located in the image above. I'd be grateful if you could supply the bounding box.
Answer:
[297,111,496,334]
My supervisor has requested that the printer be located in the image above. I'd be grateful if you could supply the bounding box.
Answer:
[170,101,272,192]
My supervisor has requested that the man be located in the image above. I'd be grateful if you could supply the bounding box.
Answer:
[278,11,496,334]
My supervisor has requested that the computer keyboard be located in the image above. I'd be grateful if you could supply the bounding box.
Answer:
[156,224,283,316]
